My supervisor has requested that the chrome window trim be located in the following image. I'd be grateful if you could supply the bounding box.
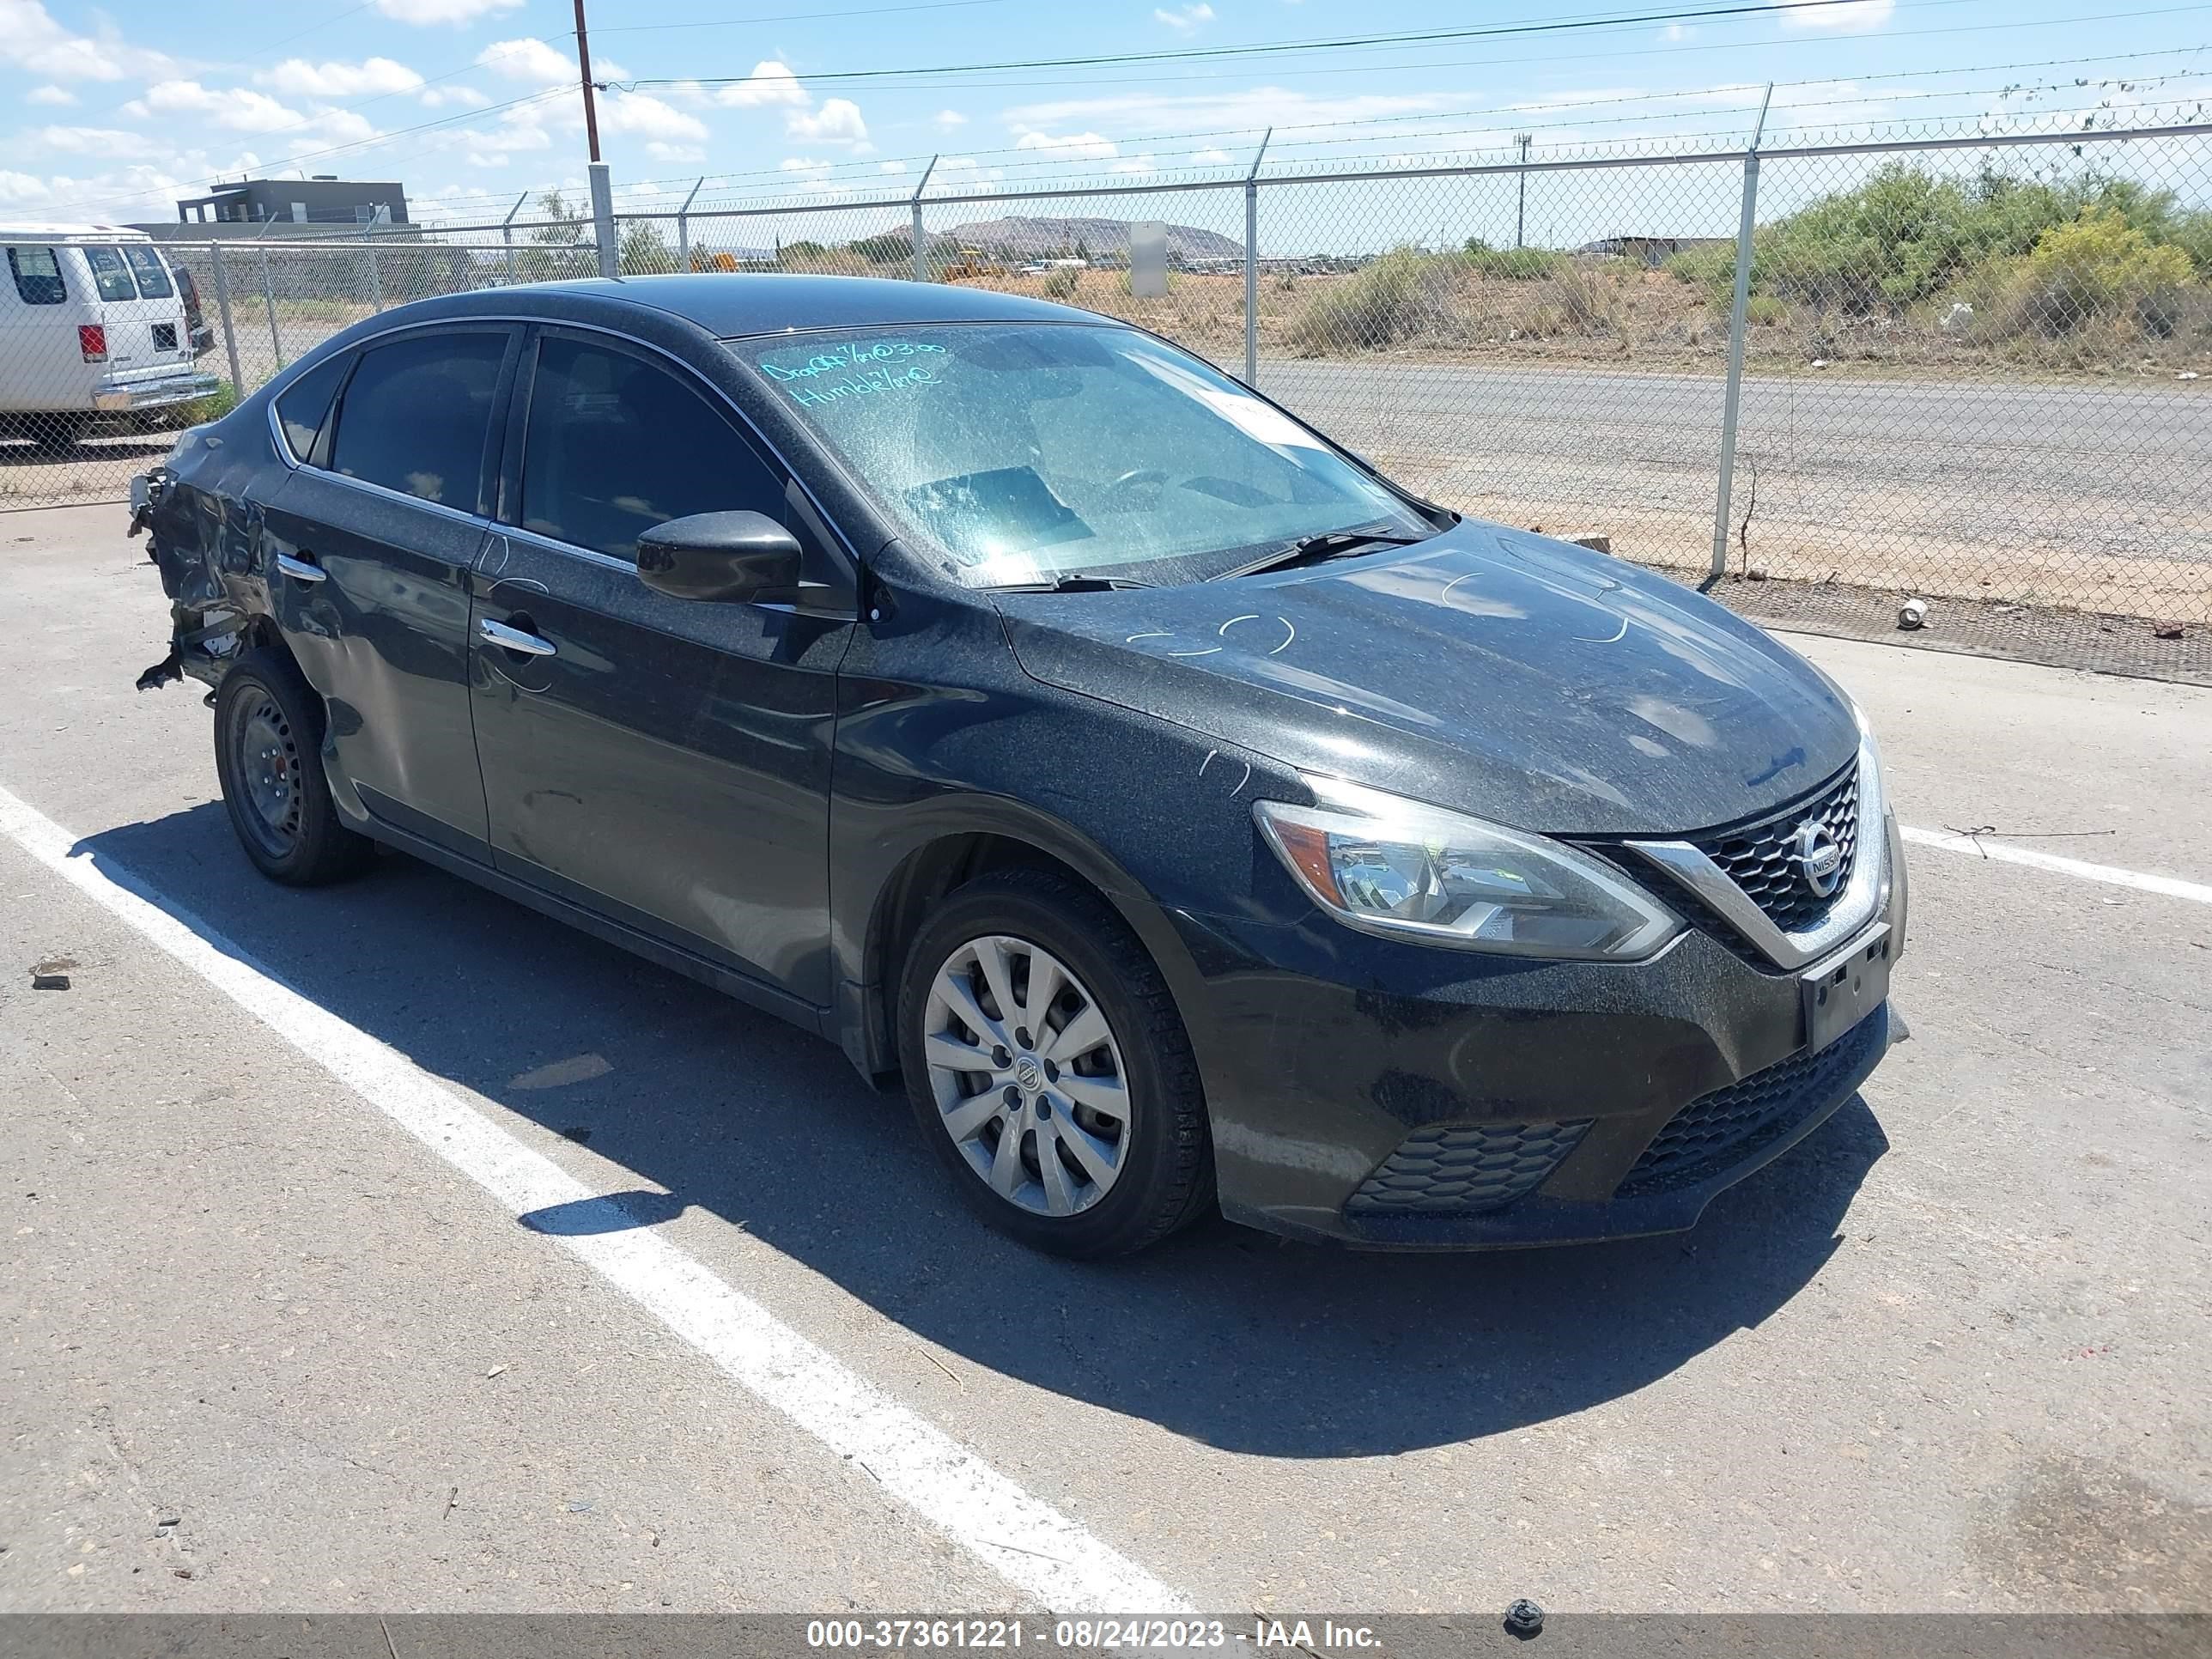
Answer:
[260,307,866,582]
[1624,735,1889,972]
[493,520,635,575]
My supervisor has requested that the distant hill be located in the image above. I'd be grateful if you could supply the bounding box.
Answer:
[932,215,1243,262]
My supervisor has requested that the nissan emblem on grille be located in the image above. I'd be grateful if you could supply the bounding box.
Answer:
[1792,818,1846,897]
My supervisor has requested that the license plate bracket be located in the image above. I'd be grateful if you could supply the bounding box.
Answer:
[1802,923,1892,1053]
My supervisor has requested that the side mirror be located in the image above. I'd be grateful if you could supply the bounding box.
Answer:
[636,510,802,604]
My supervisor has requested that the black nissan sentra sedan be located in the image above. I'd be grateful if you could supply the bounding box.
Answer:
[130,275,1904,1257]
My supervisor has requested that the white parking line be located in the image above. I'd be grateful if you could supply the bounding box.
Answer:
[0,781,1191,1617]
[1901,824,2212,907]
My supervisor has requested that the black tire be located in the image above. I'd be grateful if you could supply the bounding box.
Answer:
[29,415,88,455]
[896,866,1214,1258]
[211,647,374,885]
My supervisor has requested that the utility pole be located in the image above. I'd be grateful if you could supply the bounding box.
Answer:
[1513,132,1532,249]
[574,0,602,164]
[574,0,617,278]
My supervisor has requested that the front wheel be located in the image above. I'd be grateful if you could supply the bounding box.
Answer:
[211,647,374,885]
[897,867,1213,1257]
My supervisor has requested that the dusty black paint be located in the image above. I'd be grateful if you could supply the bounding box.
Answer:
[135,274,1898,1249]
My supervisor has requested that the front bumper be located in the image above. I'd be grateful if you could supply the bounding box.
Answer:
[93,370,220,412]
[1172,817,1905,1250]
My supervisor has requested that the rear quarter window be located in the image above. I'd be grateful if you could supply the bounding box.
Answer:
[82,246,138,303]
[121,245,174,299]
[6,246,66,305]
[275,351,355,464]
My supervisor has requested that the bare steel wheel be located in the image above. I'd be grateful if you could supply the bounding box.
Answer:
[211,647,374,886]
[923,934,1130,1218]
[226,690,305,862]
[897,866,1213,1257]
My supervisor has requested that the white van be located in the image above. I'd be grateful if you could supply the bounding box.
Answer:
[2,222,220,451]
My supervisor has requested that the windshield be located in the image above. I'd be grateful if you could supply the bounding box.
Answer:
[729,323,1429,587]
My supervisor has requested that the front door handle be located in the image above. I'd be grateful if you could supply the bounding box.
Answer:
[478,616,556,658]
[275,551,326,584]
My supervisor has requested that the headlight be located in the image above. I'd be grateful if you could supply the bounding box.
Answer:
[1253,777,1681,960]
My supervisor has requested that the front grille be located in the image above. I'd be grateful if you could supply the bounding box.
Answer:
[1689,765,1860,934]
[152,322,178,351]
[1346,1119,1592,1215]
[1618,1009,1886,1197]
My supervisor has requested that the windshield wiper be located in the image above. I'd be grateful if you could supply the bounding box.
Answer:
[989,573,1155,593]
[1214,526,1429,580]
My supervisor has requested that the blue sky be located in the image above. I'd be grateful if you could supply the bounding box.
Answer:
[3,0,2209,229]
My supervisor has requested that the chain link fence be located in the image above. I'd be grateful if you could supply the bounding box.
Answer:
[6,118,2208,667]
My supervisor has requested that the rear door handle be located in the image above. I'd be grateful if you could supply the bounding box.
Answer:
[275,551,326,584]
[478,616,556,658]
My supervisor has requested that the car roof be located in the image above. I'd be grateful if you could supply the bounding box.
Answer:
[0,222,158,244]
[469,272,1110,339]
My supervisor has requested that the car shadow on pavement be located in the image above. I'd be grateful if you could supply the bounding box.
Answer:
[79,804,1892,1460]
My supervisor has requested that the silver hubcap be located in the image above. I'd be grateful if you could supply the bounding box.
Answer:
[923,934,1130,1218]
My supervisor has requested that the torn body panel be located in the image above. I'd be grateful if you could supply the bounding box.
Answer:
[132,425,287,695]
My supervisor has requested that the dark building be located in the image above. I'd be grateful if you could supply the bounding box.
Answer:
[172,176,410,228]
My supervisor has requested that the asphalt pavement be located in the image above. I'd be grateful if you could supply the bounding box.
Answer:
[1260,362,2212,608]
[1,503,2207,1616]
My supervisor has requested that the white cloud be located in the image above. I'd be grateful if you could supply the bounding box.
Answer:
[933,109,969,131]
[935,155,1006,185]
[1014,130,1120,160]
[646,141,707,162]
[1661,22,1692,42]
[787,96,868,148]
[33,125,145,158]
[1783,0,1894,28]
[1154,3,1213,30]
[27,83,76,106]
[373,0,524,23]
[260,56,424,98]
[1,0,173,82]
[780,156,836,180]
[1192,146,1234,165]
[880,159,908,173]
[600,91,708,143]
[130,81,306,134]
[717,61,809,108]
[417,84,489,108]
[1004,86,1449,141]
[477,37,580,87]
[303,108,379,144]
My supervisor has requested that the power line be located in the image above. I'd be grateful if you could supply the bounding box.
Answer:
[617,0,1919,92]
[581,46,2212,200]
[676,0,2211,96]
[593,0,1019,33]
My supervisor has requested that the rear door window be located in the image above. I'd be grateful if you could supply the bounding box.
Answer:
[82,246,138,303]
[518,335,784,561]
[327,331,510,511]
[6,246,65,305]
[120,245,174,299]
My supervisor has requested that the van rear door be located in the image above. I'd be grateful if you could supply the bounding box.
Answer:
[82,244,193,386]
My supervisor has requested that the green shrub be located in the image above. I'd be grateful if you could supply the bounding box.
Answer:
[1990,207,2197,337]
[1464,245,1561,281]
[1042,266,1080,299]
[1663,240,1740,302]
[1744,294,1788,327]
[1289,248,1458,352]
[173,380,239,428]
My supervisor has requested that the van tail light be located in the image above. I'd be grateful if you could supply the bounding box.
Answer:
[78,324,107,363]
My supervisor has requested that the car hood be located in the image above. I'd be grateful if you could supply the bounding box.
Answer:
[996,520,1857,836]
